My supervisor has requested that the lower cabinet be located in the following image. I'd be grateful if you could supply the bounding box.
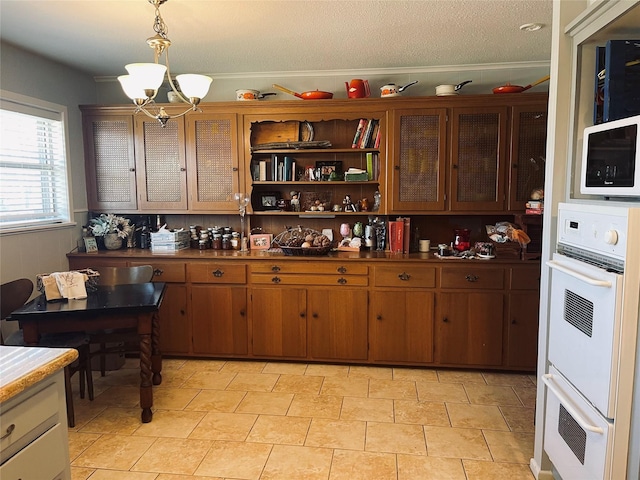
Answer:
[189,263,248,356]
[505,265,541,369]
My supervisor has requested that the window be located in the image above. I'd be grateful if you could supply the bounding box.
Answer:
[0,91,71,231]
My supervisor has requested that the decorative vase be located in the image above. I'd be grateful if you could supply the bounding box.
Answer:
[103,233,123,250]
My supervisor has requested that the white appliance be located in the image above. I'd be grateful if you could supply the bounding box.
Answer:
[544,202,640,480]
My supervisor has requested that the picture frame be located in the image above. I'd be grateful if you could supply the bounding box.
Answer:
[84,237,98,253]
[252,191,282,211]
[315,161,342,181]
[250,233,273,250]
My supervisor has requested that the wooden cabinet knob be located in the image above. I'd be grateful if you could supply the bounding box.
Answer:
[271,276,281,284]
[337,278,347,285]
[465,274,479,282]
[337,266,347,274]
[153,268,164,276]
[271,265,281,272]
[213,269,224,277]
[443,317,449,323]
[398,272,411,281]
[376,315,382,321]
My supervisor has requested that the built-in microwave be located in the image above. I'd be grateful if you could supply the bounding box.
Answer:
[580,114,640,196]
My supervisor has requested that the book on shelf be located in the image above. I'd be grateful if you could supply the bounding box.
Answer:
[366,152,374,180]
[352,119,367,148]
[360,119,377,149]
[373,122,382,148]
[388,220,404,253]
[259,160,267,181]
[283,156,293,181]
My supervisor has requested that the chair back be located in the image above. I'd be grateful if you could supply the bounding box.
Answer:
[1,278,34,320]
[97,265,154,286]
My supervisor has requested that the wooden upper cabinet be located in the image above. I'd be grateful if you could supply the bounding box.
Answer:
[185,113,241,211]
[83,114,137,212]
[134,116,188,210]
[389,108,447,212]
[508,105,548,211]
[449,106,509,211]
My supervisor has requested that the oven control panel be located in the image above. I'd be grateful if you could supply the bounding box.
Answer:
[557,202,629,259]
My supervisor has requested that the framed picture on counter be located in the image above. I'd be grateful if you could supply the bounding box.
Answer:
[250,234,273,250]
[84,237,98,253]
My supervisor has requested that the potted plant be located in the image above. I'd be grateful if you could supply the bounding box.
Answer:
[89,214,133,250]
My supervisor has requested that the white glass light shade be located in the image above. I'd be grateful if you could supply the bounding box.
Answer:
[118,75,147,100]
[125,63,167,91]
[176,74,213,99]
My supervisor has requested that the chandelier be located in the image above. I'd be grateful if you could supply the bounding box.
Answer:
[118,0,212,126]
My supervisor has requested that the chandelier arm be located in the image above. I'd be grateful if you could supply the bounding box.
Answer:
[164,50,191,104]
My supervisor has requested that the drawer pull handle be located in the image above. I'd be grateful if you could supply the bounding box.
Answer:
[465,274,479,282]
[271,265,281,272]
[153,268,164,276]
[272,276,281,284]
[398,272,411,281]
[1,423,15,440]
[212,269,224,278]
[337,278,347,285]
[337,266,347,274]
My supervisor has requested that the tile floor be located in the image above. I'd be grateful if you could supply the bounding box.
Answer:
[68,358,537,480]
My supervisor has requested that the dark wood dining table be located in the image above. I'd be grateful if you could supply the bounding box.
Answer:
[8,282,166,423]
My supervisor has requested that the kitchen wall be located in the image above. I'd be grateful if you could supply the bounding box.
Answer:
[0,42,95,337]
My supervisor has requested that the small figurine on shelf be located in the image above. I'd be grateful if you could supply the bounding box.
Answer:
[373,190,381,212]
[290,191,300,212]
[359,197,369,212]
[343,195,357,212]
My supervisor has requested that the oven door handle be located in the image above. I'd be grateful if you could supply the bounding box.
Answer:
[546,260,612,287]
[542,373,604,434]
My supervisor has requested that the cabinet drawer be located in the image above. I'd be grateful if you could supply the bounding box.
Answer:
[0,423,67,479]
[251,273,368,287]
[190,263,246,284]
[0,382,58,461]
[510,266,541,290]
[251,262,368,276]
[130,261,186,283]
[374,266,436,288]
[440,267,504,289]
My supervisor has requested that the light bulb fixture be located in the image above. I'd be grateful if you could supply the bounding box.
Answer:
[118,0,212,126]
[519,23,543,32]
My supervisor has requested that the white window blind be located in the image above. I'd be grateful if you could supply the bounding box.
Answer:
[0,93,71,230]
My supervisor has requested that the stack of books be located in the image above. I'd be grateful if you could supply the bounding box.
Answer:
[352,119,381,149]
[388,217,411,253]
[525,200,544,215]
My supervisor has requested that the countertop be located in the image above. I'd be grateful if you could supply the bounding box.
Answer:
[0,346,78,403]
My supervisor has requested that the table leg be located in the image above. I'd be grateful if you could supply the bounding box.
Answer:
[151,312,162,386]
[139,332,153,423]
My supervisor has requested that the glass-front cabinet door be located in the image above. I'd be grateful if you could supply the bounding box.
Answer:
[389,109,447,211]
[449,107,508,211]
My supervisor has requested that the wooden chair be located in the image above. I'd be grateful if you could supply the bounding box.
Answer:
[1,278,93,428]
[89,265,155,375]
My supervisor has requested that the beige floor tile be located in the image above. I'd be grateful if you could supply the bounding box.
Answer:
[437,370,487,384]
[219,360,268,373]
[189,411,257,441]
[464,384,522,406]
[156,475,224,480]
[288,393,343,419]
[78,407,143,435]
[513,386,537,408]
[397,455,466,480]
[246,414,311,445]
[68,400,107,431]
[500,406,535,432]
[81,470,157,480]
[68,431,101,461]
[394,399,450,426]
[152,387,200,410]
[369,378,417,400]
[393,367,438,382]
[417,381,468,403]
[366,421,426,455]
[483,430,535,464]
[154,369,195,388]
[320,376,369,397]
[262,362,309,375]
[424,426,492,460]
[70,466,95,480]
[235,391,294,415]
[349,365,393,379]
[182,371,237,390]
[226,372,280,392]
[272,373,324,394]
[340,396,394,422]
[99,367,141,386]
[71,434,156,470]
[463,459,536,479]
[329,449,397,480]
[305,363,349,377]
[482,372,536,387]
[93,385,141,407]
[261,444,333,480]
[305,418,366,450]
[158,358,187,370]
[131,437,212,475]
[133,409,206,438]
[194,440,272,479]
[178,359,226,374]
[184,389,246,412]
[446,403,510,430]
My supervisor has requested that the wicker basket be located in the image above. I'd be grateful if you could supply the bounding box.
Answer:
[37,268,100,294]
[273,227,333,256]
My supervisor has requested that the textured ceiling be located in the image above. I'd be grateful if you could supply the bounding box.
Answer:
[0,0,554,79]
